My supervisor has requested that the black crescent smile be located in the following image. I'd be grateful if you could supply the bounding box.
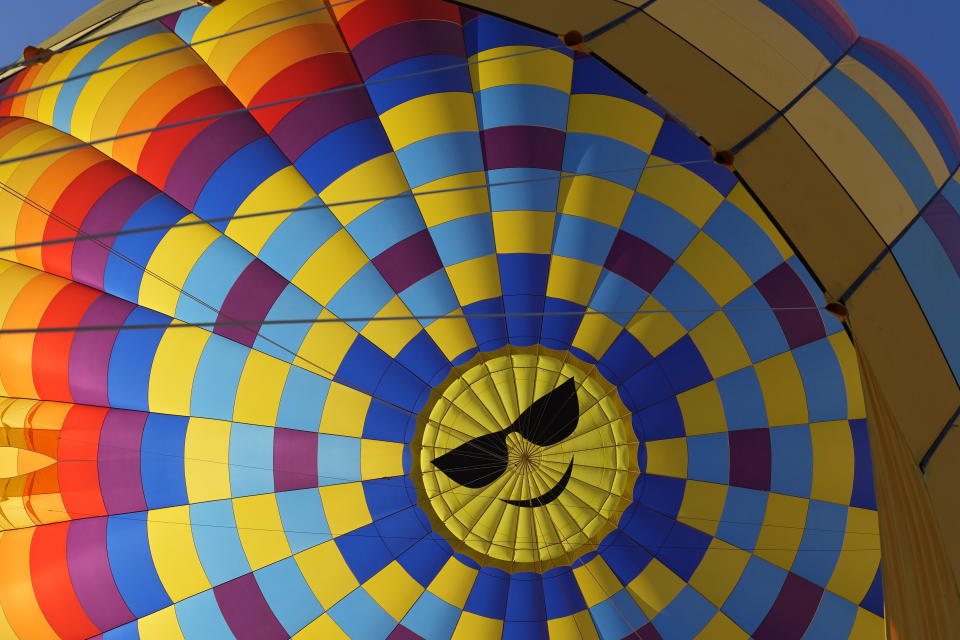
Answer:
[500,458,574,508]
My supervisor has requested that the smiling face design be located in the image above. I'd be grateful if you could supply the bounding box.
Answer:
[412,347,638,568]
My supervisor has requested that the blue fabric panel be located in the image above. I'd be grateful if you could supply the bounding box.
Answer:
[464,567,510,618]
[651,266,714,330]
[102,621,139,640]
[140,414,189,509]
[860,563,884,617]
[540,297,584,351]
[552,214,618,266]
[499,253,549,296]
[297,118,392,192]
[651,120,736,195]
[716,487,768,552]
[849,419,877,510]
[173,5,211,42]
[276,366,330,432]
[371,504,431,558]
[255,557,325,635]
[316,434,361,486]
[108,307,168,411]
[347,196,425,258]
[791,500,847,587]
[174,590,234,640]
[336,336,392,394]
[656,336,712,393]
[106,513,171,617]
[703,201,783,281]
[328,588,397,640]
[637,474,685,519]
[395,131,484,189]
[374,361,430,413]
[276,488,331,553]
[395,331,452,387]
[503,294,543,347]
[194,138,289,230]
[621,366,675,415]
[191,334,245,421]
[801,590,858,640]
[399,269,460,326]
[722,555,788,633]
[716,367,769,430]
[686,433,730,484]
[619,504,674,554]
[505,572,545,622]
[398,535,453,587]
[367,56,470,113]
[363,399,417,443]
[562,132,648,187]
[326,263,396,331]
[337,523,394,583]
[598,530,652,586]
[228,423,275,497]
[463,13,565,52]
[770,424,814,498]
[487,167,560,212]
[541,567,587,618]
[620,193,698,260]
[589,271,648,326]
[571,55,663,112]
[792,338,847,422]
[463,297,508,351]
[190,500,251,585]
[589,589,648,640]
[597,330,652,384]
[252,286,322,363]
[652,585,716,639]
[259,199,342,280]
[635,397,684,441]
[402,591,461,640]
[757,0,846,60]
[476,84,569,130]
[726,287,790,362]
[429,213,496,266]
[177,237,253,324]
[657,523,711,581]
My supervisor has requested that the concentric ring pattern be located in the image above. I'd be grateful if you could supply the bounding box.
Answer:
[0,1,881,639]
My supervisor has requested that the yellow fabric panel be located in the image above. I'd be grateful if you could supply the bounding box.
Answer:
[233,351,289,426]
[0,266,46,398]
[380,93,478,149]
[567,93,662,151]
[557,177,633,227]
[753,354,808,426]
[0,594,20,640]
[425,314,477,361]
[573,555,622,607]
[293,613,351,640]
[810,420,855,504]
[148,325,209,415]
[0,496,35,530]
[319,482,372,537]
[233,493,291,570]
[296,540,359,609]
[297,311,358,376]
[415,172,489,226]
[644,438,688,478]
[571,313,622,360]
[627,558,686,618]
[320,154,409,225]
[647,0,828,109]
[427,557,477,608]
[189,0,286,47]
[753,492,808,570]
[147,506,212,601]
[446,255,502,306]
[546,612,600,640]
[194,0,318,68]
[360,297,421,358]
[140,215,216,316]
[636,158,723,228]
[788,87,916,242]
[694,611,750,640]
[838,58,950,186]
[184,417,232,503]
[849,608,884,639]
[830,333,866,420]
[22,50,86,125]
[319,383,369,438]
[363,561,424,620]
[626,297,686,357]
[689,313,751,378]
[689,538,751,607]
[453,612,505,640]
[492,210,555,253]
[226,167,318,255]
[138,605,185,640]
[293,229,368,305]
[360,440,404,480]
[725,184,793,261]
[677,234,752,305]
[469,46,573,93]
[678,480,727,536]
[827,507,881,603]
[546,256,602,306]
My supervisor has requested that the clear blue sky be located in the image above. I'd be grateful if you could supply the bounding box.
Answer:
[2,0,959,123]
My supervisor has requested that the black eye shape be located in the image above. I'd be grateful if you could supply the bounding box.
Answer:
[431,379,580,491]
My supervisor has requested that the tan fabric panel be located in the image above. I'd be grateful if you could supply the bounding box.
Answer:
[41,0,195,48]
[646,0,829,110]
[735,118,883,299]
[587,11,776,148]
[923,427,960,583]
[846,253,960,461]
[456,1,632,37]
[857,351,960,640]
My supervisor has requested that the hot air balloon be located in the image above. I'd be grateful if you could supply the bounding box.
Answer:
[0,0,954,638]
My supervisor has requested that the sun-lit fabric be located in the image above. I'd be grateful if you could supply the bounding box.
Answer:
[0,1,887,638]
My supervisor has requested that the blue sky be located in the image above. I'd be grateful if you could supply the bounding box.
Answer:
[2,0,959,122]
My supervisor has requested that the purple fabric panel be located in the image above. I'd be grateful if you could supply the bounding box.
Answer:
[67,518,135,630]
[387,625,426,640]
[69,294,135,406]
[481,126,565,171]
[752,572,824,640]
[71,177,157,291]
[273,428,319,491]
[627,622,664,640]
[163,114,264,210]
[213,574,288,640]
[350,21,465,79]
[728,428,772,491]
[159,12,180,32]
[795,0,857,49]
[215,259,288,347]
[97,409,147,513]
[604,231,673,292]
[270,85,377,161]
[754,263,825,349]
[372,228,443,293]
[921,194,960,274]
